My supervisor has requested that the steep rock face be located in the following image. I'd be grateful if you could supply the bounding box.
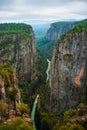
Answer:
[0,63,21,110]
[49,22,87,114]
[0,24,36,80]
[46,22,76,41]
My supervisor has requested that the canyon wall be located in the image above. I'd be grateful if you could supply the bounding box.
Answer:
[46,22,76,41]
[0,23,36,80]
[49,20,87,114]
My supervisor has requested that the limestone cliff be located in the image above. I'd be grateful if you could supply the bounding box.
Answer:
[49,20,87,114]
[0,23,36,80]
[46,22,76,41]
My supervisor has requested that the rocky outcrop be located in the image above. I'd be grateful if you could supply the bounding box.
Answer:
[0,23,36,80]
[49,21,87,114]
[46,22,76,41]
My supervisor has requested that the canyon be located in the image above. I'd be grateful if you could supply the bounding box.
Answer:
[0,20,87,130]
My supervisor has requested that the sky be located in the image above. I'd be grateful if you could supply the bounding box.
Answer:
[0,0,87,24]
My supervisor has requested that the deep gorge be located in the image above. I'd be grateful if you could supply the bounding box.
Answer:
[0,19,87,130]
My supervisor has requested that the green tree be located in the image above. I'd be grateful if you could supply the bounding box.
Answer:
[77,103,86,109]
[9,117,33,130]
[0,100,8,119]
[64,109,73,122]
[0,117,33,130]
[17,103,29,115]
[59,123,84,130]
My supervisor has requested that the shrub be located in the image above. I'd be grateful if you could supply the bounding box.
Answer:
[8,87,18,101]
[40,112,58,130]
[69,123,84,130]
[59,123,84,130]
[17,103,29,115]
[77,103,86,109]
[64,109,73,122]
[53,119,63,130]
[0,100,8,118]
[0,117,33,130]
[9,117,33,130]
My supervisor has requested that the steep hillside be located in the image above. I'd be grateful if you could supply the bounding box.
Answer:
[49,20,87,114]
[0,63,33,129]
[37,21,77,58]
[46,21,76,41]
[0,63,21,110]
[0,23,36,81]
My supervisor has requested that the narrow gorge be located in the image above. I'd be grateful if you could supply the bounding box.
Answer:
[0,20,87,130]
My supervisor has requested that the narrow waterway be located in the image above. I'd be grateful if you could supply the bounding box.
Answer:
[31,94,39,130]
[46,59,51,82]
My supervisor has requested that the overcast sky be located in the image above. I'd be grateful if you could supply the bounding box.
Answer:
[0,0,87,23]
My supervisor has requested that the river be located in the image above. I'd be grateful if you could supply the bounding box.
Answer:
[31,59,50,130]
[31,94,39,130]
[46,59,51,82]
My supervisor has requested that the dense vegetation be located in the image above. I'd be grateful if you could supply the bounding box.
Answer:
[0,23,32,39]
[36,36,55,58]
[36,21,77,58]
[39,103,87,130]
[0,23,32,33]
[51,21,76,31]
[0,63,13,88]
[58,19,87,42]
[0,117,33,130]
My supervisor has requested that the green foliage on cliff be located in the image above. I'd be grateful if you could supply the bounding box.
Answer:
[58,19,87,42]
[64,109,73,123]
[36,36,55,58]
[40,103,87,130]
[68,21,87,34]
[40,112,59,130]
[0,38,14,47]
[0,23,32,39]
[0,100,8,118]
[59,122,84,130]
[0,23,32,33]
[17,103,29,115]
[0,63,13,88]
[51,21,75,31]
[77,103,86,109]
[0,117,33,130]
[8,87,18,101]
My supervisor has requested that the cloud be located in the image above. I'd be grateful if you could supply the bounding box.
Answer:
[0,0,87,23]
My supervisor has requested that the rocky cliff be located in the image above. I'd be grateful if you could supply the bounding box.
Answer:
[0,23,36,80]
[0,63,33,128]
[46,22,76,41]
[0,63,21,112]
[49,20,87,114]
